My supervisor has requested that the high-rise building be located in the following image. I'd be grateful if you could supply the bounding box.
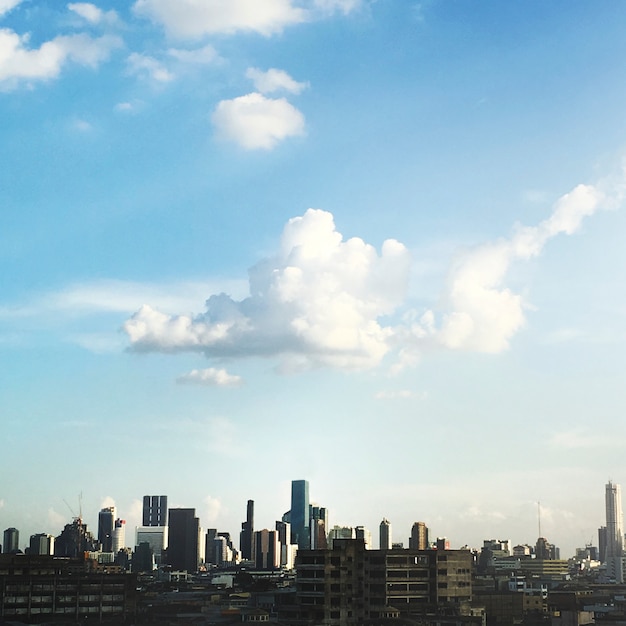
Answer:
[309,505,328,549]
[136,526,167,565]
[167,508,199,573]
[605,480,625,582]
[98,507,115,553]
[606,481,624,558]
[143,495,168,527]
[255,529,280,570]
[379,518,392,550]
[291,480,310,549]
[240,499,254,560]
[113,519,126,553]
[409,522,429,550]
[3,528,19,554]
[29,534,54,556]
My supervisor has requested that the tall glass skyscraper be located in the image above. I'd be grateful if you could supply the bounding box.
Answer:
[291,480,310,549]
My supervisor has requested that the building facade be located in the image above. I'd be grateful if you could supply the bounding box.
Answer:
[142,495,168,527]
[295,538,472,625]
[379,518,392,550]
[291,480,310,550]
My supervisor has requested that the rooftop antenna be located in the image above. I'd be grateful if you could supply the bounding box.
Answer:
[538,501,542,538]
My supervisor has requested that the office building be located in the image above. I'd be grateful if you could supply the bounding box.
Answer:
[255,529,280,570]
[309,505,328,549]
[143,495,168,527]
[54,519,99,557]
[3,528,19,554]
[167,508,199,573]
[29,533,55,556]
[240,499,254,560]
[136,526,167,565]
[98,507,115,553]
[291,480,310,549]
[113,518,126,552]
[379,518,392,550]
[409,521,429,550]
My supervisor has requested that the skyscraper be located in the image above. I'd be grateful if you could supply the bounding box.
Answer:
[409,521,429,550]
[98,507,115,553]
[29,533,54,555]
[240,499,254,560]
[167,508,199,573]
[291,480,310,549]
[606,480,624,558]
[605,480,624,583]
[143,495,168,526]
[379,518,392,550]
[3,528,19,554]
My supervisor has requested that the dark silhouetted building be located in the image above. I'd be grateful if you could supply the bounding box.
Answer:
[2,528,19,554]
[98,506,115,552]
[409,521,429,550]
[29,533,54,555]
[54,519,99,557]
[167,508,199,573]
[240,499,254,560]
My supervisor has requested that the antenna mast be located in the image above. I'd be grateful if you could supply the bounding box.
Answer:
[538,501,542,538]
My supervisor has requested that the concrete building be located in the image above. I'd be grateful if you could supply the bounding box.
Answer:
[605,480,624,582]
[409,521,429,550]
[143,495,168,527]
[295,538,472,625]
[379,518,392,550]
[255,529,280,570]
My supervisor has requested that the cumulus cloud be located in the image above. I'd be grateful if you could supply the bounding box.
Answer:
[126,52,173,82]
[133,0,306,38]
[124,209,411,371]
[0,0,21,17]
[246,67,308,94]
[204,495,222,524]
[434,183,606,353]
[0,29,121,89]
[177,367,243,387]
[212,92,305,150]
[68,2,118,25]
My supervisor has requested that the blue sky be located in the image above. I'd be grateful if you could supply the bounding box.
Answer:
[2,0,626,557]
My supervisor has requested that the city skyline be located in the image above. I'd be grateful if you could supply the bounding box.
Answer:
[2,1,626,561]
[1,479,623,559]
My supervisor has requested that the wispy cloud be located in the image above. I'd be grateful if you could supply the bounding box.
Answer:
[126,52,174,82]
[67,3,119,25]
[246,67,309,95]
[177,368,243,387]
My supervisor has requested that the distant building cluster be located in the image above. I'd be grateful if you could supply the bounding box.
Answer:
[0,479,625,624]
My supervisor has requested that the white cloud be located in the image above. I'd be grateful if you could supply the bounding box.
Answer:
[114,99,144,113]
[126,52,174,82]
[212,92,305,150]
[0,29,121,89]
[71,117,92,132]
[124,209,411,371]
[246,67,308,94]
[67,2,118,25]
[177,367,243,387]
[100,495,116,509]
[0,0,21,18]
[47,507,67,528]
[434,183,606,353]
[204,495,222,524]
[168,44,218,65]
[133,0,306,38]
